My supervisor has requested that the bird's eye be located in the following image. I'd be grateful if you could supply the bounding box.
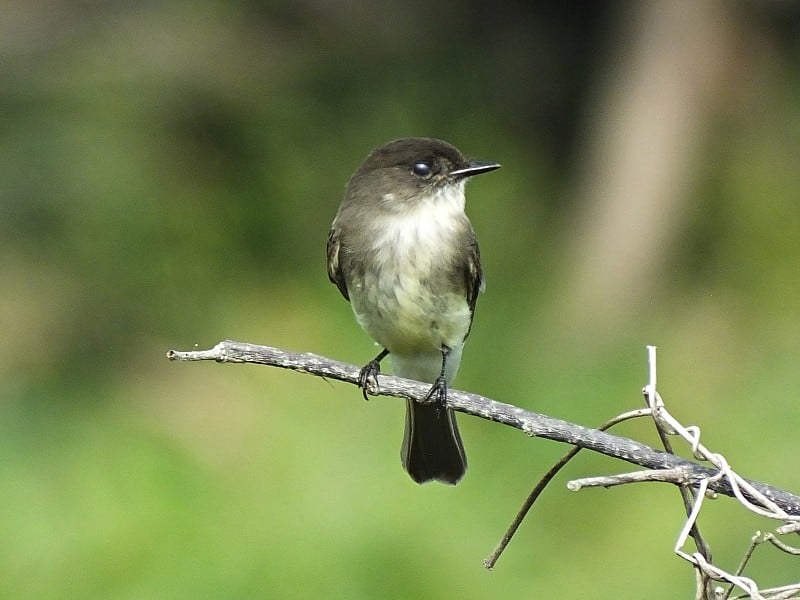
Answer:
[412,161,432,177]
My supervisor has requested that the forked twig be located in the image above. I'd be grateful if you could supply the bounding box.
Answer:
[483,408,650,569]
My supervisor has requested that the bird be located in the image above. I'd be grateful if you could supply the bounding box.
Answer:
[327,137,500,484]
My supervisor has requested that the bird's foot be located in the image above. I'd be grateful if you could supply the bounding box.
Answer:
[358,360,382,400]
[423,376,449,415]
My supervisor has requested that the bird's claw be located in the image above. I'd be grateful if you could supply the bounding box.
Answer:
[423,375,448,408]
[358,360,381,400]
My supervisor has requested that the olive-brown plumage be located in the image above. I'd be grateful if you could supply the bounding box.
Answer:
[327,137,499,484]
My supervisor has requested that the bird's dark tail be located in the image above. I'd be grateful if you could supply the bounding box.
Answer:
[401,400,467,485]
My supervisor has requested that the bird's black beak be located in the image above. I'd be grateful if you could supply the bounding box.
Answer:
[450,160,501,179]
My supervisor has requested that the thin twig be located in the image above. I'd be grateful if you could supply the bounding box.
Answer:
[568,466,699,490]
[483,408,651,570]
[644,345,714,597]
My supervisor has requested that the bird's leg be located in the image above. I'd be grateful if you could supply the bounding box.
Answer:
[423,346,450,413]
[358,348,389,400]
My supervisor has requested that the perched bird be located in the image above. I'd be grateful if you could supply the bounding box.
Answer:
[327,137,500,484]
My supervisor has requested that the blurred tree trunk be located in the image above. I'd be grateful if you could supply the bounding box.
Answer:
[558,0,738,337]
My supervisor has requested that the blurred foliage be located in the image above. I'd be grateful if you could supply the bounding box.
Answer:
[2,1,800,598]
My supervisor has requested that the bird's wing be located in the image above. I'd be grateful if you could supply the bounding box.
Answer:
[326,226,349,301]
[466,233,484,316]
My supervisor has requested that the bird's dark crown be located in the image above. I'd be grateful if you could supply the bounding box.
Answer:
[354,137,467,178]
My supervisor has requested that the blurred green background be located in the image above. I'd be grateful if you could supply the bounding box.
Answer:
[3,1,800,598]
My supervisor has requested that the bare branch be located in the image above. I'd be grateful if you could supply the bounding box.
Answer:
[567,467,698,490]
[167,339,800,517]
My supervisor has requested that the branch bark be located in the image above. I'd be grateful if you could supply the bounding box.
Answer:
[166,339,800,516]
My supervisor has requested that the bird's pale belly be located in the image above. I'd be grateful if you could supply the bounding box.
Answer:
[349,271,471,357]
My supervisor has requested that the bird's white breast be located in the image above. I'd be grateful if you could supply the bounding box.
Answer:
[348,182,473,362]
[372,183,465,270]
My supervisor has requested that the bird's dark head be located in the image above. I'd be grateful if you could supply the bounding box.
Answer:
[345,137,500,211]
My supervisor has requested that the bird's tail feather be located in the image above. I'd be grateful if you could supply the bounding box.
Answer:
[401,400,466,485]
